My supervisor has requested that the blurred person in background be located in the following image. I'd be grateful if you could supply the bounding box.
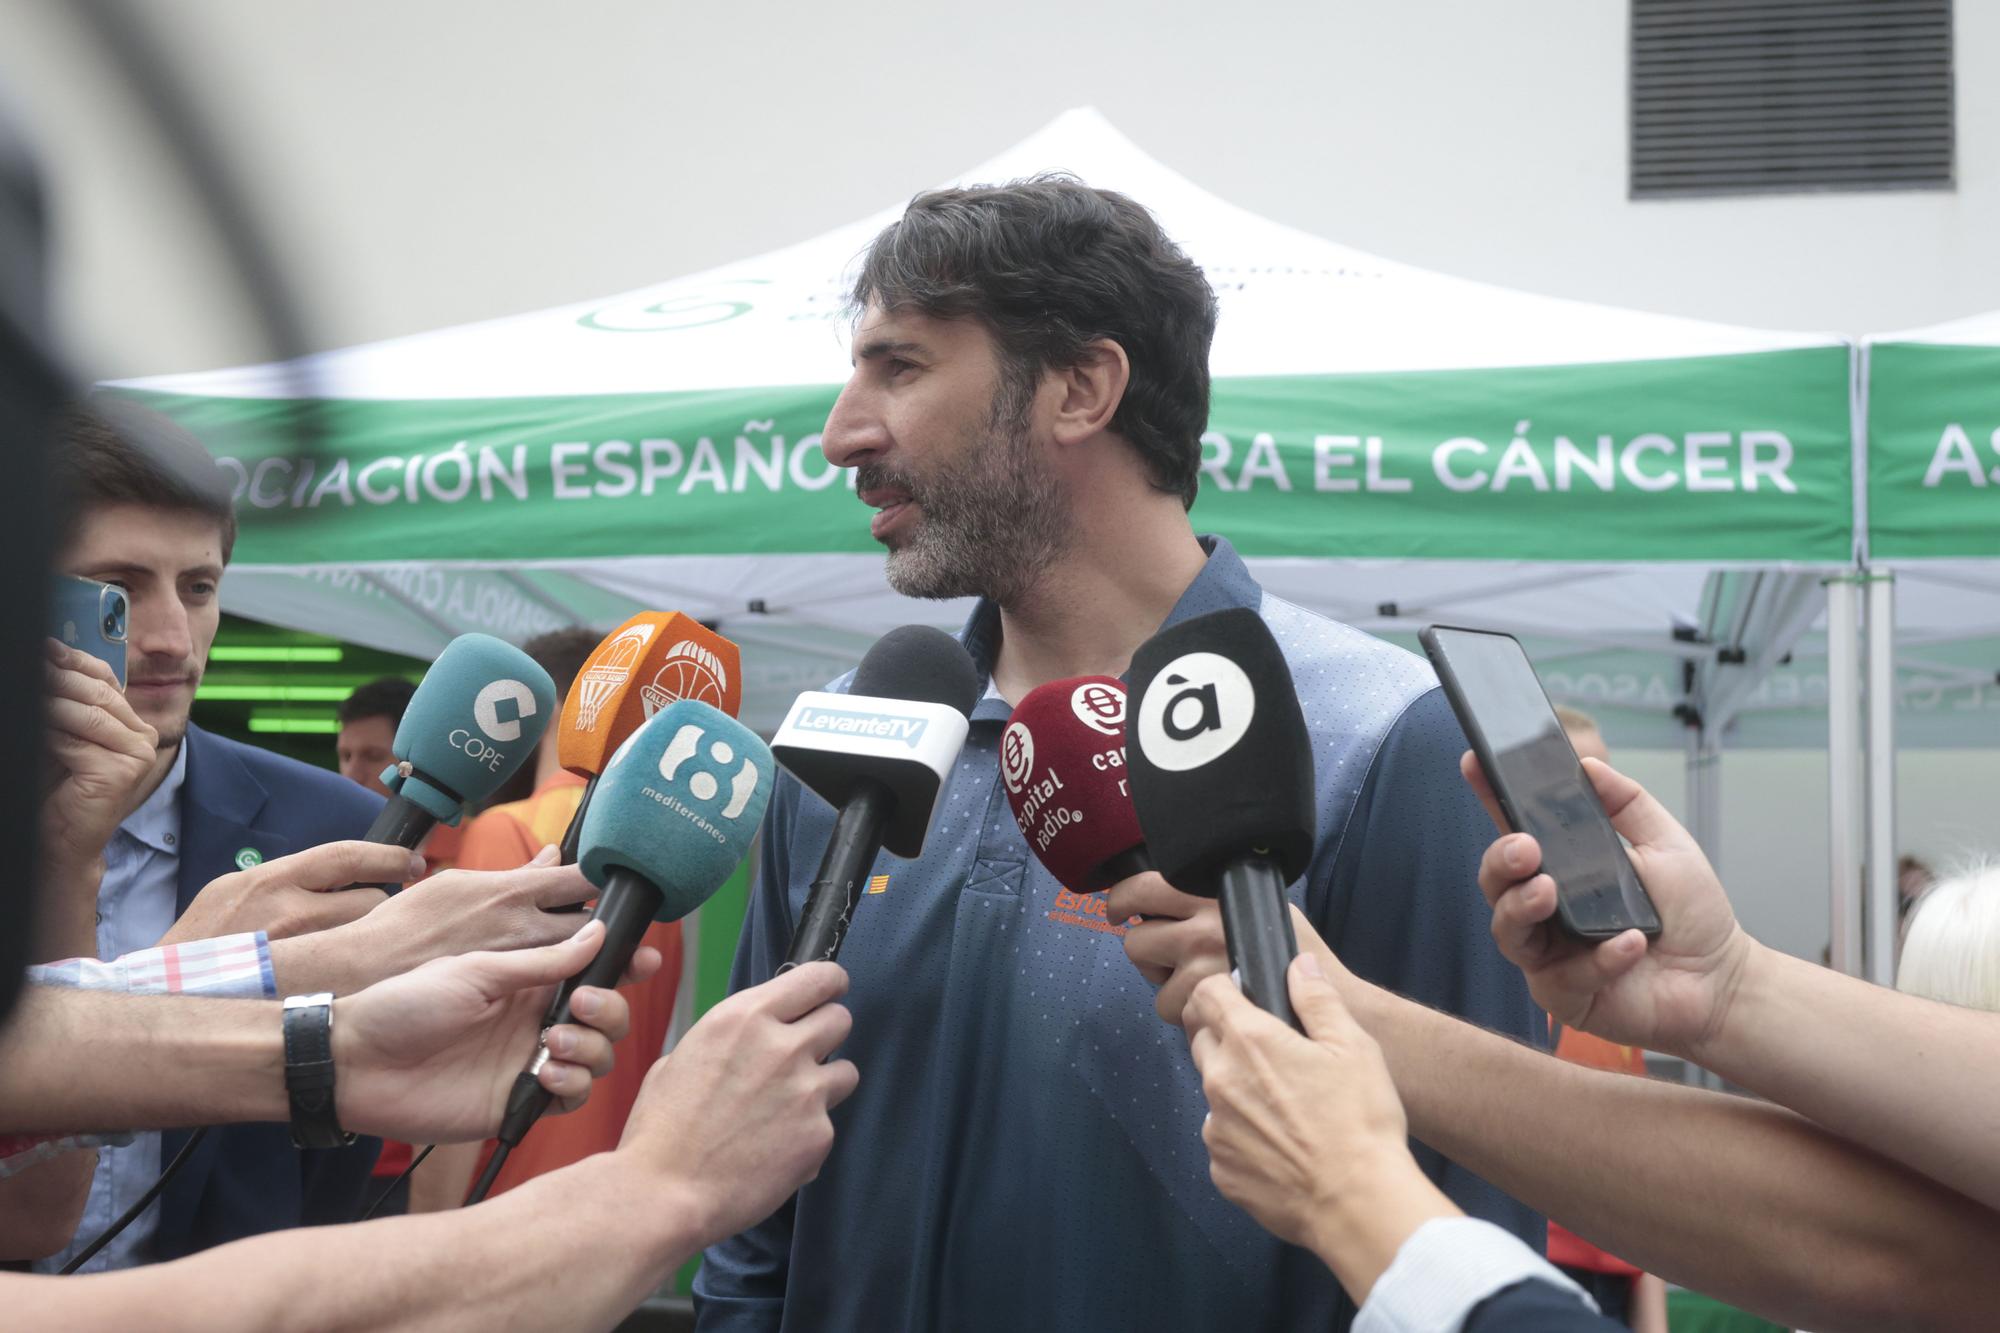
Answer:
[1898,862,2000,1010]
[335,676,461,877]
[32,401,385,1271]
[406,628,687,1214]
[1550,706,1668,1331]
[1898,853,1937,923]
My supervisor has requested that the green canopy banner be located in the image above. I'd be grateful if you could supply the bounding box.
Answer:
[1868,317,2000,560]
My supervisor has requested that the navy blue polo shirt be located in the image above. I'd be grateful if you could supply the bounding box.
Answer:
[697,536,1541,1332]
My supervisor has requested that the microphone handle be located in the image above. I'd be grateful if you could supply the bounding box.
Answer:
[780,779,893,971]
[495,867,663,1148]
[358,793,439,891]
[1217,853,1302,1031]
[555,774,598,868]
[1091,845,1154,890]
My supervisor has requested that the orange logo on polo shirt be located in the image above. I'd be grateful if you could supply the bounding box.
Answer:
[1046,886,1139,938]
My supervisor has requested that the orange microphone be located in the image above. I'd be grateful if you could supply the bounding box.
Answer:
[554,612,743,863]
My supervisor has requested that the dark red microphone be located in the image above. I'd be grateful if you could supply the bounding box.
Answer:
[1000,676,1152,890]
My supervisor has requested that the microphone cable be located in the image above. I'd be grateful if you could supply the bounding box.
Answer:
[58,1128,206,1274]
[463,1141,511,1206]
[356,1143,436,1222]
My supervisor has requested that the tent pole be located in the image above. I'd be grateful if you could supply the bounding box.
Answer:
[1865,573,1899,988]
[1825,576,1864,978]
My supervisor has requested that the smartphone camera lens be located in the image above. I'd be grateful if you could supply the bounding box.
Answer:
[102,591,127,642]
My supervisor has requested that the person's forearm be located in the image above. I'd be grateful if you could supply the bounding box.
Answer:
[1341,973,2000,1333]
[31,853,103,964]
[4,1152,700,1333]
[1691,941,2000,1214]
[1305,1156,1461,1306]
[267,925,377,997]
[0,989,284,1134]
[0,1149,96,1261]
[1631,1273,1669,1333]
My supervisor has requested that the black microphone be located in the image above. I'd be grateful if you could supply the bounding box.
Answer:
[364,634,557,880]
[1126,608,1316,1030]
[772,626,979,970]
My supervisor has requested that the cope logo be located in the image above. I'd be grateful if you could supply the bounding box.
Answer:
[658,723,760,820]
[1071,682,1125,736]
[1134,652,1255,773]
[473,679,539,743]
[1000,721,1035,796]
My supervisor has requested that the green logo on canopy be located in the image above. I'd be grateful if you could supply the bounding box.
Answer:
[234,847,264,870]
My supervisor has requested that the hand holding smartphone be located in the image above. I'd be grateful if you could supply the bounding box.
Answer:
[1421,625,1662,941]
[51,574,129,688]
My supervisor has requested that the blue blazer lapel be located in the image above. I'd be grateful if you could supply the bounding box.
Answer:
[161,726,293,1243]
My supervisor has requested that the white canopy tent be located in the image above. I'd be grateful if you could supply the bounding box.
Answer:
[112,107,1861,893]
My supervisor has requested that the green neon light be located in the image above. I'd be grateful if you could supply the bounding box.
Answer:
[196,685,353,702]
[247,717,341,734]
[210,646,345,663]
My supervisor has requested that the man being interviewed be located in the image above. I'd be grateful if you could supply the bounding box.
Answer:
[695,177,1538,1331]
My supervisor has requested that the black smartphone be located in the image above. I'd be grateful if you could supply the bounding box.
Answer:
[51,574,129,688]
[1420,624,1661,941]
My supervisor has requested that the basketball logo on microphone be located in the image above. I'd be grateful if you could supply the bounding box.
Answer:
[642,639,730,715]
[1071,682,1125,736]
[1134,652,1255,773]
[575,622,657,730]
[1000,721,1035,795]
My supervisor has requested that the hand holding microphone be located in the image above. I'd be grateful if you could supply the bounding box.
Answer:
[473,697,775,1201]
[1124,609,1317,1030]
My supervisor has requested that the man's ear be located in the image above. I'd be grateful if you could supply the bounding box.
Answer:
[1049,340,1131,448]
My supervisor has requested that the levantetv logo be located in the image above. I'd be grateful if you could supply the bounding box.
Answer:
[792,704,930,748]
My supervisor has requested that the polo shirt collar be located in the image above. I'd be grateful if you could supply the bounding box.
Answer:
[959,534,1261,723]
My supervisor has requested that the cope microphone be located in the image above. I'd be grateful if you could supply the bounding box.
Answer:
[773,626,979,969]
[1126,609,1316,1030]
[553,612,742,864]
[365,634,558,880]
[1001,677,1151,891]
[476,698,774,1202]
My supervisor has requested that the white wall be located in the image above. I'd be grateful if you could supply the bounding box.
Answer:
[3,0,1994,957]
[5,0,1999,381]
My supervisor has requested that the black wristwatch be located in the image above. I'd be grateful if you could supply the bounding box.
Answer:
[283,993,356,1149]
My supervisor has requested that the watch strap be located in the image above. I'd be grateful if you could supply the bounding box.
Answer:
[282,994,355,1149]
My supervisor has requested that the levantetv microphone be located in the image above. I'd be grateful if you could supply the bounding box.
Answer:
[1126,609,1316,1030]
[554,613,742,864]
[481,699,773,1196]
[773,626,979,969]
[1001,677,1151,891]
[367,633,558,860]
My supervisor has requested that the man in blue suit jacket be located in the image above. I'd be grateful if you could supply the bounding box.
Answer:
[25,403,387,1271]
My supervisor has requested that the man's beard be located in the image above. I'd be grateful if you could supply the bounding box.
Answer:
[861,379,1072,605]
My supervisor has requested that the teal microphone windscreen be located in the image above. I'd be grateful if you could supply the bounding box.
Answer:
[385,634,558,825]
[579,699,774,922]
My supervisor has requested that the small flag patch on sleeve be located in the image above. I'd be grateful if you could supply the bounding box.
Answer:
[867,874,890,894]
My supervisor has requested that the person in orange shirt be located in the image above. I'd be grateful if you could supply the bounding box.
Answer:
[406,630,686,1213]
[1550,706,1668,1332]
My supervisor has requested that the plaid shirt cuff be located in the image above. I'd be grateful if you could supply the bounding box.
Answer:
[1,932,277,1177]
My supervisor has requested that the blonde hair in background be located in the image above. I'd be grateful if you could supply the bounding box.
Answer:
[1897,862,2000,1013]
[1553,704,1599,736]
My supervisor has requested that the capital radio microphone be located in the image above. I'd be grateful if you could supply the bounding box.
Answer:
[773,625,978,970]
[472,698,774,1203]
[1001,677,1151,891]
[364,634,557,882]
[1126,608,1316,1030]
[554,612,741,864]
